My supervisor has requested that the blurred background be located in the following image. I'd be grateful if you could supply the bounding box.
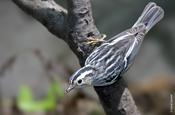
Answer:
[0,0,175,115]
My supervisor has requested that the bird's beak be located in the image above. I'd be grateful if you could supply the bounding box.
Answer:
[66,84,75,93]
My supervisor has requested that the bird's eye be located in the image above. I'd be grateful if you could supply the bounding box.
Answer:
[77,79,82,85]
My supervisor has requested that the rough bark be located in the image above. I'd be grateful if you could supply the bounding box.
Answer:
[12,0,141,115]
[95,77,141,115]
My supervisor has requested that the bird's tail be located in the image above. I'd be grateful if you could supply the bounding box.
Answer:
[132,2,164,33]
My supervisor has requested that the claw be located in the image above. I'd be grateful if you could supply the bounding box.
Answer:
[85,34,106,45]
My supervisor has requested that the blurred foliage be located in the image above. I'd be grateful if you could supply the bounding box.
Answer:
[17,81,64,112]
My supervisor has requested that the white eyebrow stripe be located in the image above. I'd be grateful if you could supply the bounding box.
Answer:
[78,70,93,80]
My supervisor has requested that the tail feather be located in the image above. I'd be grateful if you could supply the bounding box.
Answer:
[135,2,156,25]
[142,2,156,14]
[133,2,164,33]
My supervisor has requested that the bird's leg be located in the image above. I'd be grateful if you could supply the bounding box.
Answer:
[85,34,106,45]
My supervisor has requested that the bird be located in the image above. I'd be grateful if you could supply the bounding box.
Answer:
[66,2,164,93]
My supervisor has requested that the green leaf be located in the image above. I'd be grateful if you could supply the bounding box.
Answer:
[17,86,36,112]
[17,79,64,112]
[47,81,64,100]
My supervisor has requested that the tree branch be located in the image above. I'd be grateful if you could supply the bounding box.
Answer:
[66,0,101,65]
[12,0,141,115]
[12,0,67,39]
[95,77,141,115]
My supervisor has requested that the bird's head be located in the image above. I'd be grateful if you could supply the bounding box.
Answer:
[66,65,97,93]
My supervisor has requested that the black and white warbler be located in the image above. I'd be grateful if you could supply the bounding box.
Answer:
[66,2,164,93]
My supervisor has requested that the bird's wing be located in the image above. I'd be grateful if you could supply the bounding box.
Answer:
[85,34,136,86]
[85,24,146,86]
[85,26,139,65]
[102,36,136,84]
[86,24,145,66]
[85,42,110,65]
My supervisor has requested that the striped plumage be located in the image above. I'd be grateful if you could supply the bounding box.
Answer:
[66,2,164,92]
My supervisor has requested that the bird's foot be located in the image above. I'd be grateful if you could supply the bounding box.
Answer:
[85,34,106,45]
